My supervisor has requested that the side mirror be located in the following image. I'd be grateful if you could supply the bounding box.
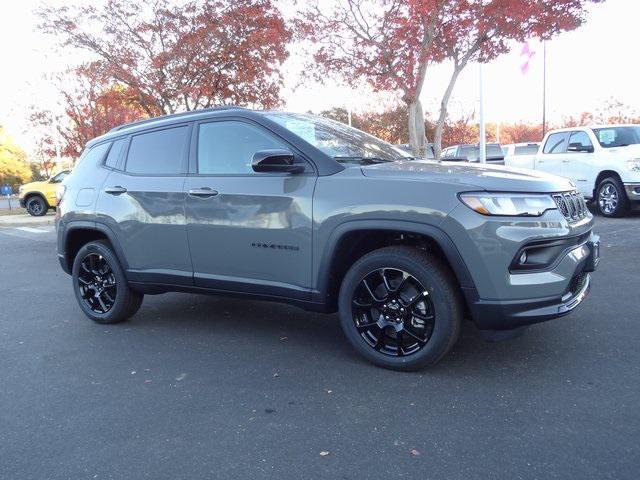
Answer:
[252,149,304,174]
[567,142,594,153]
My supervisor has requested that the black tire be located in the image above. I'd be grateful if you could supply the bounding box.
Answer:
[338,246,463,371]
[72,240,143,324]
[596,176,629,217]
[25,196,47,216]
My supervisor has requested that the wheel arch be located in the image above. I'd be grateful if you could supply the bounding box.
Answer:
[314,220,477,313]
[61,221,129,274]
[23,192,50,208]
[593,170,623,199]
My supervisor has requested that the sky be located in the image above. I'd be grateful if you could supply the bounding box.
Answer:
[0,0,638,156]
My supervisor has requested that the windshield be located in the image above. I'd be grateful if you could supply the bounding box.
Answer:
[266,113,412,163]
[592,126,640,148]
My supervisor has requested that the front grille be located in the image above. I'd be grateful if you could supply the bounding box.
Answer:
[552,191,589,221]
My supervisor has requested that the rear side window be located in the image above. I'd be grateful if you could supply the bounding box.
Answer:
[459,146,477,159]
[125,126,189,174]
[486,145,504,157]
[197,121,287,175]
[104,138,127,168]
[543,132,569,154]
[77,142,111,166]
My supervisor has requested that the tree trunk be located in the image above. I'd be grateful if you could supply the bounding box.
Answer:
[434,64,464,161]
[408,99,427,159]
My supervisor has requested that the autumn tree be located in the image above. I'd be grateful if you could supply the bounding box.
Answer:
[0,127,31,187]
[296,0,599,159]
[39,0,292,115]
[431,0,600,158]
[295,0,446,158]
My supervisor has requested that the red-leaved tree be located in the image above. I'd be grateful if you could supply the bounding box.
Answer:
[39,0,292,115]
[296,0,600,159]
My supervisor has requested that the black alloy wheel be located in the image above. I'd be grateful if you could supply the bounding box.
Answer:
[26,196,47,216]
[351,268,435,357]
[77,253,117,314]
[338,246,463,371]
[72,240,143,324]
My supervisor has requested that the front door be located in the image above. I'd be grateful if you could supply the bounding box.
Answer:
[565,130,596,198]
[536,131,569,178]
[184,119,316,299]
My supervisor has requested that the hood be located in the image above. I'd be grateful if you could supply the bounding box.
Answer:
[21,180,50,190]
[602,143,640,158]
[361,160,575,193]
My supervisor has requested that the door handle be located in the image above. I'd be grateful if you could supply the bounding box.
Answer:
[188,187,219,198]
[562,160,570,163]
[104,186,127,195]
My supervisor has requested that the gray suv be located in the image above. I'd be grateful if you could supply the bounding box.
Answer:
[55,108,600,371]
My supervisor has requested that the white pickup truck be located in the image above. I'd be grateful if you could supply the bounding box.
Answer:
[506,125,640,217]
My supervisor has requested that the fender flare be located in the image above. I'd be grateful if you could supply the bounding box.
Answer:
[314,219,477,304]
[60,220,130,272]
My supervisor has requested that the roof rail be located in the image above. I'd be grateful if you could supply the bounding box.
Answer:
[109,106,248,132]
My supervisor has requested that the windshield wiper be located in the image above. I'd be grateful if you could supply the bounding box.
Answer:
[334,156,392,165]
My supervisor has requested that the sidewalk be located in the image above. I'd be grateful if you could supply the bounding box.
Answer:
[0,213,55,228]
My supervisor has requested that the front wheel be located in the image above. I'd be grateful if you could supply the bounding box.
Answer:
[338,246,463,371]
[26,196,47,216]
[72,240,143,324]
[597,176,628,217]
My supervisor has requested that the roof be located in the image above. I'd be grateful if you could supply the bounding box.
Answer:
[546,123,640,134]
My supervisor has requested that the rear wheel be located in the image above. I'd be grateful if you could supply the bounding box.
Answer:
[72,240,143,324]
[338,246,463,371]
[26,196,47,216]
[597,176,628,217]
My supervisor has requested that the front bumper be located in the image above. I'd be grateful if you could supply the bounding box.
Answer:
[468,235,599,330]
[624,183,640,209]
[19,197,26,208]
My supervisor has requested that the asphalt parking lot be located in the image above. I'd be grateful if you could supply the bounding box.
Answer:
[0,213,638,479]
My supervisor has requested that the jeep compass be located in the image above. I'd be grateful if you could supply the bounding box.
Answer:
[55,108,599,370]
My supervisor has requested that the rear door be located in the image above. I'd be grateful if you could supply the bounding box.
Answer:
[536,132,569,177]
[96,124,193,285]
[183,118,316,299]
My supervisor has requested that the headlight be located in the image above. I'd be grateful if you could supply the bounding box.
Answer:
[459,192,556,216]
[626,159,640,172]
[18,185,24,194]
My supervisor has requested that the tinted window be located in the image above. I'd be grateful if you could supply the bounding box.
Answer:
[592,126,640,148]
[543,132,569,154]
[77,142,111,167]
[514,144,539,155]
[126,126,188,174]
[197,121,287,174]
[459,146,477,159]
[105,138,127,168]
[568,131,593,150]
[487,145,504,157]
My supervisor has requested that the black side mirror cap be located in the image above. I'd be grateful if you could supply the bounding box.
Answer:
[567,142,594,153]
[252,149,304,174]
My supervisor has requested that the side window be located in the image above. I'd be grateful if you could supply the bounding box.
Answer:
[197,121,287,175]
[459,146,477,159]
[543,132,569,154]
[125,126,189,174]
[442,147,455,157]
[77,142,111,167]
[568,131,593,150]
[104,138,127,169]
